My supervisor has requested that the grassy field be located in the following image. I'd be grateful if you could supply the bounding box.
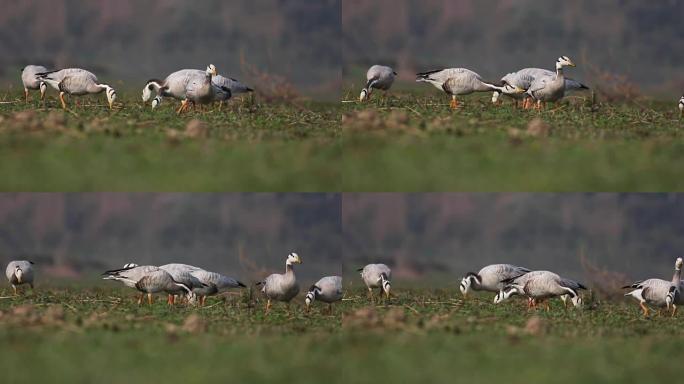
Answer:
[0,92,340,191]
[4,284,683,383]
[341,88,684,191]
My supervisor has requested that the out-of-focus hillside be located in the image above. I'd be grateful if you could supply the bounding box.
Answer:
[342,194,684,281]
[0,194,342,281]
[343,0,684,96]
[0,0,341,98]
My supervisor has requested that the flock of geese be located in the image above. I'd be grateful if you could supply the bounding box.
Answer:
[6,255,684,317]
[360,56,684,113]
[20,64,253,113]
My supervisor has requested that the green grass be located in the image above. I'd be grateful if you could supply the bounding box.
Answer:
[341,89,684,191]
[0,93,341,191]
[4,285,683,383]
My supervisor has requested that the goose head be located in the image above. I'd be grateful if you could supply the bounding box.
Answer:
[676,257,683,271]
[460,272,481,298]
[571,294,583,308]
[15,266,23,283]
[151,96,162,109]
[679,96,684,111]
[206,64,218,77]
[123,263,139,269]
[556,56,576,70]
[380,272,391,298]
[666,286,677,310]
[103,85,117,109]
[286,252,302,266]
[491,91,500,104]
[494,285,521,304]
[305,285,320,311]
[359,88,369,102]
[39,82,47,98]
[502,83,526,94]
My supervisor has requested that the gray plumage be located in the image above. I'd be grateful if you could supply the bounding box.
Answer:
[5,260,35,294]
[417,68,524,108]
[36,68,116,109]
[492,67,588,103]
[525,56,576,105]
[258,253,302,305]
[184,64,218,107]
[102,265,191,304]
[359,65,396,101]
[21,65,48,102]
[460,264,531,297]
[305,276,343,309]
[624,279,677,316]
[498,270,585,308]
[359,263,391,299]
[212,75,253,103]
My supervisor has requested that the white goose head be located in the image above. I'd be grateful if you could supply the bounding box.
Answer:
[676,257,683,271]
[206,64,218,77]
[102,85,117,109]
[151,96,162,109]
[15,266,23,283]
[123,263,139,269]
[286,252,302,266]
[305,285,320,310]
[460,272,481,297]
[556,56,576,70]
[679,96,684,111]
[359,88,369,102]
[493,285,521,304]
[666,286,677,309]
[380,272,391,298]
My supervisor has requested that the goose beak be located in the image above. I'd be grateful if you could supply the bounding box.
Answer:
[514,86,526,94]
[108,100,114,109]
[568,61,576,67]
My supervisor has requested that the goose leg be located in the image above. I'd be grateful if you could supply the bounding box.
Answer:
[167,294,172,305]
[59,92,67,110]
[329,304,333,315]
[147,293,153,305]
[672,305,677,317]
[137,293,144,305]
[265,299,272,314]
[177,99,188,115]
[545,301,550,312]
[449,95,459,110]
[24,88,29,103]
[639,301,650,317]
[368,287,373,302]
[12,285,17,295]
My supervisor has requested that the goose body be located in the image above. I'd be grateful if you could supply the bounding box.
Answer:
[212,75,253,104]
[359,65,396,101]
[496,270,585,309]
[305,276,343,312]
[417,68,524,109]
[102,265,191,305]
[36,68,116,109]
[359,263,392,300]
[257,253,302,311]
[525,56,576,108]
[5,260,35,294]
[492,67,588,105]
[460,264,531,297]
[623,279,677,317]
[21,65,48,102]
[159,263,207,304]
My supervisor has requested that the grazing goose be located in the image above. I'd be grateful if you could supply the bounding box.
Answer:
[102,265,192,305]
[359,263,392,301]
[256,252,302,312]
[679,95,683,117]
[359,65,396,102]
[21,65,48,103]
[494,270,571,307]
[5,260,35,295]
[178,64,218,114]
[212,75,254,107]
[188,268,246,306]
[36,68,116,110]
[623,279,678,317]
[305,276,343,313]
[492,67,589,108]
[496,270,586,310]
[158,263,208,305]
[460,264,531,298]
[416,68,525,109]
[525,56,576,110]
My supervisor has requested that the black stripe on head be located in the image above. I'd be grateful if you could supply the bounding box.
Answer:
[380,272,388,280]
[146,79,163,85]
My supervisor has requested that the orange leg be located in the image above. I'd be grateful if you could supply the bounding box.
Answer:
[639,302,650,317]
[24,89,29,103]
[137,293,144,305]
[449,96,459,110]
[59,92,67,110]
[147,293,153,305]
[177,99,188,114]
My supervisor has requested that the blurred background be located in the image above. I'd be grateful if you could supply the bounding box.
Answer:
[0,193,341,283]
[343,194,684,294]
[343,0,684,98]
[0,0,341,99]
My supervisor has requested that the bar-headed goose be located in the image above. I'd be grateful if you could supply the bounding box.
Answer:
[102,265,192,305]
[189,268,246,306]
[21,65,48,103]
[359,263,391,301]
[417,68,524,109]
[305,276,343,314]
[256,252,302,312]
[525,56,577,110]
[492,67,588,108]
[496,270,586,310]
[159,263,209,305]
[359,65,396,102]
[178,64,218,114]
[36,68,116,110]
[212,75,253,106]
[144,71,252,110]
[623,279,678,317]
[5,260,35,295]
[460,264,531,298]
